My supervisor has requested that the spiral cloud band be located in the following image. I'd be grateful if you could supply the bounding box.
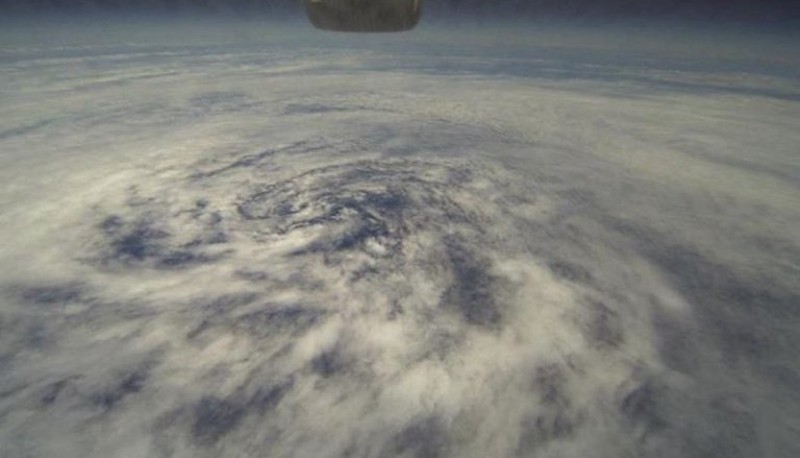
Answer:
[0,22,798,458]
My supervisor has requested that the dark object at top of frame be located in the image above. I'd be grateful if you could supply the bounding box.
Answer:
[305,0,422,32]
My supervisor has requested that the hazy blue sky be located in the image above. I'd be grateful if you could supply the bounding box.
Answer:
[0,0,798,22]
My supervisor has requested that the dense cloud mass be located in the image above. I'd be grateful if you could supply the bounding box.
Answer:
[0,20,799,458]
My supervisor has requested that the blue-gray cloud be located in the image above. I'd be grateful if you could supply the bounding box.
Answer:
[0,20,798,458]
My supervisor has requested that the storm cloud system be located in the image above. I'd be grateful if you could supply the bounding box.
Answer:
[1,8,799,458]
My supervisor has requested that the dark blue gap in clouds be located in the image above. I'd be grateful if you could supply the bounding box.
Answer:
[604,216,800,372]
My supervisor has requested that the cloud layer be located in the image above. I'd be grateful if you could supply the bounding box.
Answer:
[0,22,798,458]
